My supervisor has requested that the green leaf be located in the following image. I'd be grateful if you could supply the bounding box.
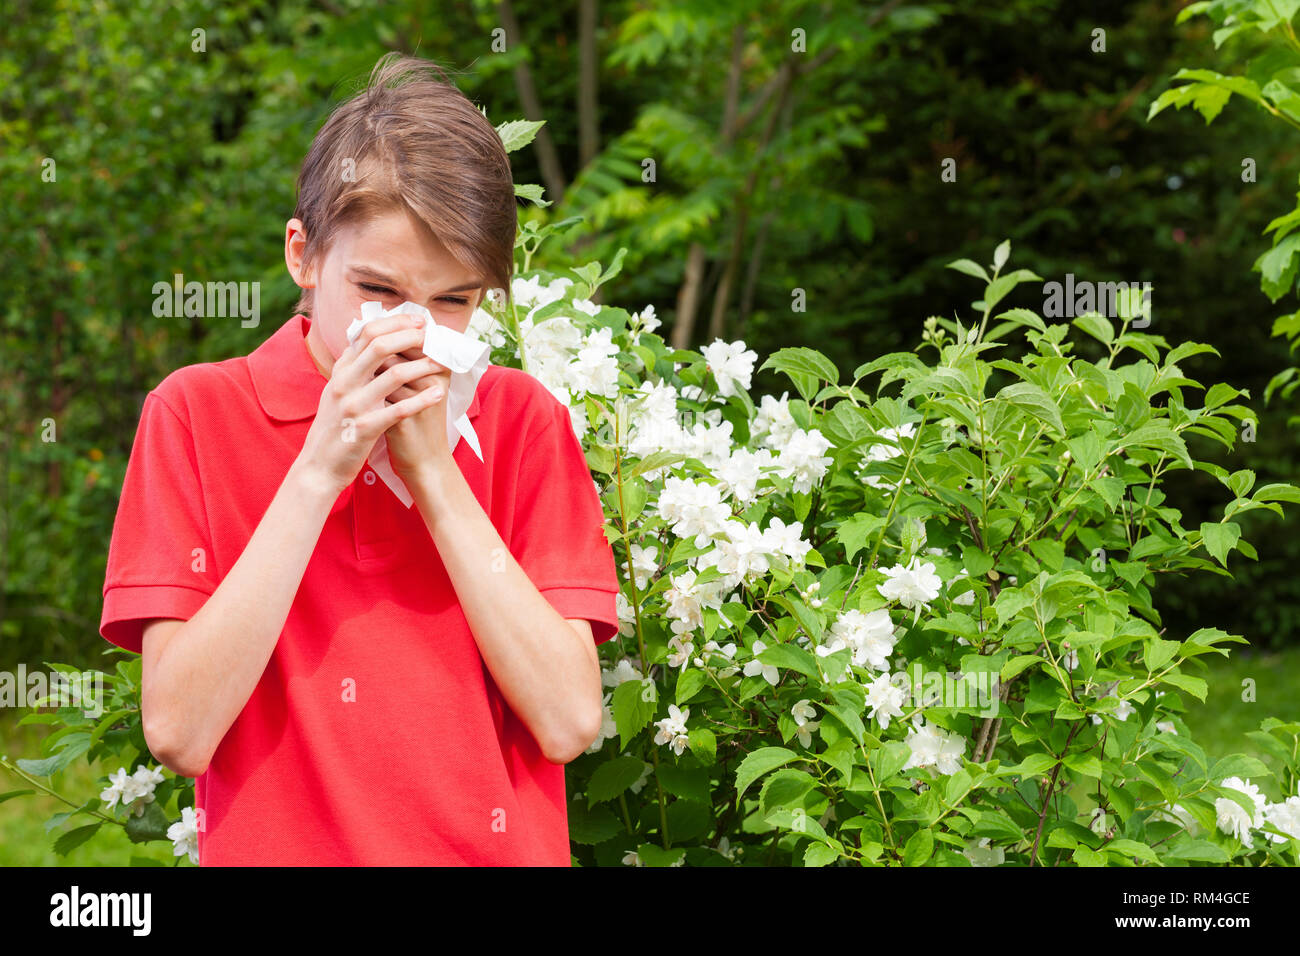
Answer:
[123,802,171,844]
[586,755,648,806]
[687,727,717,764]
[735,747,800,805]
[568,801,623,845]
[1073,313,1114,345]
[1006,753,1058,778]
[1072,845,1108,866]
[760,348,840,402]
[946,258,989,281]
[496,118,546,153]
[1253,482,1300,505]
[903,828,934,866]
[513,182,551,207]
[611,679,657,750]
[1161,671,1208,702]
[53,823,102,857]
[1143,637,1181,672]
[1199,522,1242,567]
[1165,839,1229,863]
[627,451,690,479]
[757,641,822,680]
[675,667,706,705]
[1210,754,1272,783]
[961,545,994,577]
[997,382,1065,435]
[1063,753,1103,778]
[870,741,912,782]
[804,842,840,867]
[760,768,818,811]
[0,790,35,804]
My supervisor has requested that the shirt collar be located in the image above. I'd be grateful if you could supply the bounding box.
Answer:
[249,314,483,422]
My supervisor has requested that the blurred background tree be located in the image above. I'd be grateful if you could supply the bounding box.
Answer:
[2,0,1298,672]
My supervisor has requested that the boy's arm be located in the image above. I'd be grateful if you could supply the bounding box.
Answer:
[409,460,605,765]
[139,461,340,778]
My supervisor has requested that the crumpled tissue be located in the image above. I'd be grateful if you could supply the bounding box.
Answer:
[345,299,492,507]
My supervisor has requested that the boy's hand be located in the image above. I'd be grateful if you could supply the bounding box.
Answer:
[378,338,454,481]
[297,313,443,495]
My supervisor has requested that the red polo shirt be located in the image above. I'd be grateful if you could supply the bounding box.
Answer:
[100,313,620,865]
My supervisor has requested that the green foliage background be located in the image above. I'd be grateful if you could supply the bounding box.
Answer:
[1,0,1297,751]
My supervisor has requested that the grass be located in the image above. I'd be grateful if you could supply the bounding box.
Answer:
[2,645,1297,865]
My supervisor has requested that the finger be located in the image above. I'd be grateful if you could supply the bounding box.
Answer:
[363,356,444,410]
[366,378,447,432]
[334,314,427,387]
[386,371,451,405]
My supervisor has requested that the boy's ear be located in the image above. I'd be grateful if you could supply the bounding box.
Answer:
[284,218,315,290]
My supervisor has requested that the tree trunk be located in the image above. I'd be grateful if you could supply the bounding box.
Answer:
[671,25,745,351]
[578,0,599,168]
[498,0,568,204]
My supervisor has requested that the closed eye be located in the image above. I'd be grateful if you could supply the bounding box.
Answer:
[360,283,467,306]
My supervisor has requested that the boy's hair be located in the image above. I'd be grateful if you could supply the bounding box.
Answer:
[292,53,516,318]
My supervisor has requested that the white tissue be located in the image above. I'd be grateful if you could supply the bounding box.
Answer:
[345,300,492,507]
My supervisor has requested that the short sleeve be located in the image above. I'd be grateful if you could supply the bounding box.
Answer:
[509,399,621,646]
[100,390,216,654]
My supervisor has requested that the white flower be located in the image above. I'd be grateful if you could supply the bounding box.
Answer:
[1262,784,1300,844]
[692,640,738,677]
[1155,720,1177,735]
[743,640,780,686]
[714,836,738,861]
[763,516,812,565]
[99,768,132,811]
[602,658,644,688]
[902,718,966,776]
[791,699,820,747]
[628,762,653,795]
[773,428,834,494]
[1088,682,1135,725]
[714,447,777,504]
[572,297,601,316]
[467,306,507,349]
[656,476,732,548]
[666,633,695,670]
[166,806,200,865]
[819,608,898,672]
[878,558,943,611]
[701,339,758,398]
[863,672,908,729]
[1215,776,1266,848]
[653,704,691,756]
[631,304,661,337]
[511,274,572,319]
[622,850,644,866]
[103,765,165,817]
[962,837,1004,867]
[753,392,800,449]
[587,692,618,752]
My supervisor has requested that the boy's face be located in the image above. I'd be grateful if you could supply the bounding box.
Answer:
[285,206,487,377]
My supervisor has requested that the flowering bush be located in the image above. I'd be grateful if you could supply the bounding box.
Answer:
[485,235,1300,866]
[5,122,1299,867]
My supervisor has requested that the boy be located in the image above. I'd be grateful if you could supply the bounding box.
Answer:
[99,54,621,865]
